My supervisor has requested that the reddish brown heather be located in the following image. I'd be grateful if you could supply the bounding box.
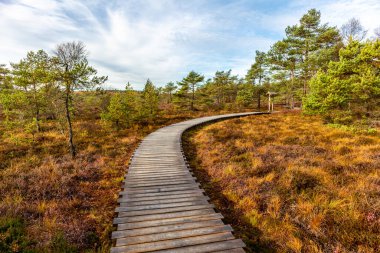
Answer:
[0,121,139,251]
[184,111,380,253]
[0,111,229,252]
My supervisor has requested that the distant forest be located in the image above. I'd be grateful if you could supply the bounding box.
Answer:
[0,9,379,158]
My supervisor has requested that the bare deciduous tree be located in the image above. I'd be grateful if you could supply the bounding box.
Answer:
[53,41,107,158]
[374,26,380,39]
[340,18,367,43]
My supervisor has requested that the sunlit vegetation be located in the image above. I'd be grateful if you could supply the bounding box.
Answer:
[0,118,136,252]
[0,43,252,251]
[0,45,252,250]
[0,99,232,252]
[0,39,256,251]
[184,112,380,253]
[0,6,379,252]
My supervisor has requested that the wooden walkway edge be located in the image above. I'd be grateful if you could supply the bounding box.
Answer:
[111,112,265,253]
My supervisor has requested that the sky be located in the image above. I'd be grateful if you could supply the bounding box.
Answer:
[0,0,379,90]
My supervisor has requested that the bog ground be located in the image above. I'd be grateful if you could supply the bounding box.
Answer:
[184,111,380,253]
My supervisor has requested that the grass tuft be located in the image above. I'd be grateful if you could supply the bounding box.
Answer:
[185,112,380,253]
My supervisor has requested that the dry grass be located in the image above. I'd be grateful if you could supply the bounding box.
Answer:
[0,110,234,252]
[0,120,139,252]
[184,111,380,253]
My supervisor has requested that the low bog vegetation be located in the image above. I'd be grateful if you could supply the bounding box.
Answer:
[0,111,219,252]
[185,111,380,253]
[0,120,139,252]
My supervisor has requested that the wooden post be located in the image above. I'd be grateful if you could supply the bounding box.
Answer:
[268,93,271,112]
[267,91,277,112]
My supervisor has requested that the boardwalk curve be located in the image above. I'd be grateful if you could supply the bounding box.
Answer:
[112,112,265,253]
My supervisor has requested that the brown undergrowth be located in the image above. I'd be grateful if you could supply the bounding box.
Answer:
[0,110,234,252]
[183,111,380,253]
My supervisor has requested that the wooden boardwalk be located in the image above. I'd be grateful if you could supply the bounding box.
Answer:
[111,112,264,253]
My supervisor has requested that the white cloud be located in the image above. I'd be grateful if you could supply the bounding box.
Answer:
[0,0,219,89]
[276,0,380,36]
[318,0,380,36]
[0,0,379,89]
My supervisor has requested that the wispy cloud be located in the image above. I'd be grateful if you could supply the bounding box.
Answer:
[0,0,379,89]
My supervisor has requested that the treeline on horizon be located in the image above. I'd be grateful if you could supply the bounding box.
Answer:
[0,9,379,157]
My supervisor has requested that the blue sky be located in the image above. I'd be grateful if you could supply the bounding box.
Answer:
[0,0,379,89]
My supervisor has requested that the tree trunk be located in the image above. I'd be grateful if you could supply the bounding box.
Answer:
[258,73,263,110]
[257,91,261,109]
[65,85,76,158]
[191,84,195,111]
[33,84,41,132]
[268,94,271,112]
[304,41,309,97]
[291,96,295,109]
[290,69,295,109]
[36,107,41,132]
[116,119,119,131]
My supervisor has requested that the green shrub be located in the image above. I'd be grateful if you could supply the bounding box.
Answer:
[329,110,354,125]
[0,217,34,253]
[290,171,320,193]
[50,232,78,253]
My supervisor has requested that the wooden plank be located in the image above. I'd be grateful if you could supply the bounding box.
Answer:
[131,156,182,158]
[131,158,183,160]
[127,168,187,173]
[124,177,194,183]
[128,164,187,167]
[112,219,224,239]
[123,180,196,188]
[118,196,209,206]
[133,155,179,158]
[130,163,187,166]
[126,169,188,174]
[121,185,201,194]
[124,177,193,183]
[111,112,264,252]
[125,174,193,180]
[129,163,185,166]
[118,189,204,198]
[130,160,183,162]
[118,200,210,210]
[150,239,246,253]
[125,171,189,177]
[118,192,206,202]
[124,175,194,182]
[115,204,215,218]
[116,225,233,246]
[125,181,195,189]
[125,173,191,180]
[110,232,235,253]
[216,248,246,253]
[117,212,222,228]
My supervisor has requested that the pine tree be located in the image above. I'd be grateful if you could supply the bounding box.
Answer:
[304,39,380,123]
[0,64,12,90]
[176,71,204,111]
[267,40,299,108]
[246,51,267,109]
[285,9,341,96]
[102,93,128,129]
[142,79,158,119]
[11,50,51,132]
[163,82,177,103]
